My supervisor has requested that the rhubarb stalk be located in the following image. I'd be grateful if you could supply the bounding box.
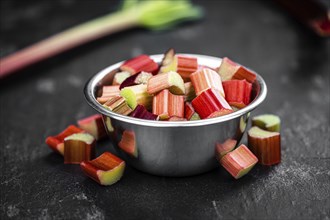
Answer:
[0,0,203,78]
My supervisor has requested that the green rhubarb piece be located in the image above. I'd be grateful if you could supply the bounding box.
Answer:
[248,126,279,138]
[190,112,200,121]
[64,133,95,145]
[113,71,131,85]
[168,71,185,95]
[252,114,281,132]
[120,84,153,109]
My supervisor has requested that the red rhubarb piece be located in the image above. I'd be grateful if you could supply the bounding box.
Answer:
[97,85,120,104]
[120,54,158,75]
[152,89,185,120]
[220,144,258,179]
[77,114,107,140]
[119,71,153,90]
[191,88,233,119]
[222,79,252,108]
[129,104,158,120]
[233,66,257,83]
[176,55,198,81]
[190,68,224,96]
[46,125,84,155]
[64,133,96,164]
[80,152,125,186]
[217,57,240,81]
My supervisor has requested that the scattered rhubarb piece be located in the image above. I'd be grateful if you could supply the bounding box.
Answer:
[97,85,120,104]
[64,133,96,164]
[220,144,258,179]
[103,96,133,115]
[176,55,198,81]
[159,48,176,74]
[46,125,84,155]
[190,68,225,96]
[112,71,131,85]
[77,114,107,140]
[217,57,240,81]
[130,104,158,120]
[120,84,153,110]
[252,114,281,132]
[80,152,125,186]
[215,139,237,159]
[119,71,153,90]
[184,82,196,101]
[222,79,252,108]
[233,66,257,83]
[118,130,138,157]
[120,54,158,75]
[152,89,184,119]
[248,126,281,165]
[192,88,233,119]
[147,71,185,95]
[184,102,200,120]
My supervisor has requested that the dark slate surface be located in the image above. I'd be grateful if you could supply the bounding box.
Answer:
[1,0,329,219]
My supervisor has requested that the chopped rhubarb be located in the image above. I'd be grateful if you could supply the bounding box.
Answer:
[130,104,158,120]
[233,66,257,83]
[176,55,198,81]
[168,116,187,121]
[103,96,133,115]
[147,71,185,95]
[184,82,196,101]
[192,88,233,119]
[120,54,158,75]
[190,68,225,96]
[222,79,252,108]
[64,133,96,164]
[46,125,84,155]
[112,71,131,85]
[120,84,153,110]
[119,71,153,90]
[184,102,200,120]
[252,114,281,132]
[220,144,258,179]
[215,139,237,159]
[217,57,240,81]
[152,89,184,119]
[80,152,125,186]
[159,48,176,74]
[77,114,107,140]
[248,126,281,165]
[97,85,120,104]
[118,130,137,158]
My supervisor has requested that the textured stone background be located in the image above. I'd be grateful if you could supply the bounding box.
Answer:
[0,0,329,219]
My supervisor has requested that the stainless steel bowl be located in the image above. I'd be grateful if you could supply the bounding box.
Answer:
[84,54,267,176]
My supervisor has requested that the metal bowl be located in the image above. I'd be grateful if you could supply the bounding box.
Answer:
[84,54,267,176]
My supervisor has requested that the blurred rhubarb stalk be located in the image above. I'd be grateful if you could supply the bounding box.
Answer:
[0,0,203,79]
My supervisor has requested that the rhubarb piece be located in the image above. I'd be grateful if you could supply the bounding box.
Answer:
[190,68,225,96]
[184,102,200,120]
[120,54,158,75]
[64,133,96,164]
[184,82,196,101]
[118,130,137,157]
[80,152,125,186]
[152,89,184,119]
[147,71,185,95]
[192,88,233,119]
[129,104,158,120]
[112,71,131,85]
[220,144,258,179]
[119,71,152,90]
[77,114,107,140]
[103,96,133,115]
[217,57,240,81]
[233,66,257,83]
[168,116,187,121]
[222,79,252,108]
[120,84,153,110]
[215,139,237,159]
[176,55,198,81]
[248,126,281,165]
[159,48,176,74]
[252,114,281,132]
[46,125,84,155]
[97,85,120,104]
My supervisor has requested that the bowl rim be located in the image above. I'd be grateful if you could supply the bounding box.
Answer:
[84,54,267,127]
